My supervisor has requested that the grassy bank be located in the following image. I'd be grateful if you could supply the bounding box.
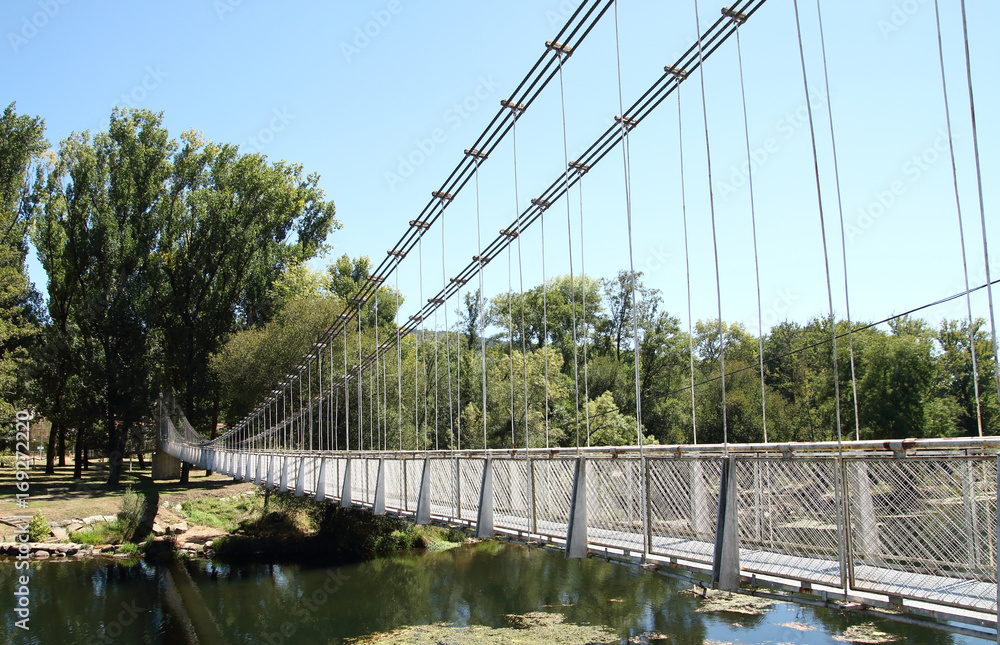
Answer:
[1,462,468,564]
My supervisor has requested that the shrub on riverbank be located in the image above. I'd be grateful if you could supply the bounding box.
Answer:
[27,512,50,542]
[209,491,470,564]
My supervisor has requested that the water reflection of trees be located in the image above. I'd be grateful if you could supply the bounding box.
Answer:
[2,550,966,645]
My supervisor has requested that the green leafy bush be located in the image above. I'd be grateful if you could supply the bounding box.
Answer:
[27,512,50,542]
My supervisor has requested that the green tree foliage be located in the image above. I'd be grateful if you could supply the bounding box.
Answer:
[0,103,46,419]
[28,108,338,483]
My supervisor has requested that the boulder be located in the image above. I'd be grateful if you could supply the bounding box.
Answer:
[151,523,165,536]
[50,527,69,541]
[34,550,49,559]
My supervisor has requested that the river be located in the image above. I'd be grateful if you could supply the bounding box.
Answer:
[0,542,982,644]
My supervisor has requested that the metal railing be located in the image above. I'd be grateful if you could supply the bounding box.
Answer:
[161,425,1000,635]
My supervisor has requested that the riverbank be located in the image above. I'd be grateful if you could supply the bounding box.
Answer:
[0,462,466,564]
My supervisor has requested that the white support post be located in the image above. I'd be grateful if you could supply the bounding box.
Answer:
[374,459,386,515]
[255,454,263,486]
[566,457,589,559]
[712,456,741,591]
[416,457,431,525]
[476,458,495,538]
[314,458,327,501]
[340,458,353,508]
[294,457,306,497]
[279,455,289,492]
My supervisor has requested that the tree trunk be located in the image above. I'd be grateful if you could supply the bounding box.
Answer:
[58,425,66,466]
[107,424,130,486]
[73,435,83,479]
[137,447,145,469]
[45,423,58,474]
[206,394,220,476]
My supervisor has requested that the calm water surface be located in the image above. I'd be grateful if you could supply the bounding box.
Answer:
[0,543,983,644]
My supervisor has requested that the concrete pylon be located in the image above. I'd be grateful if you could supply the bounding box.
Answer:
[254,454,263,486]
[566,457,589,559]
[267,454,276,489]
[476,458,495,538]
[314,458,327,502]
[712,456,742,591]
[416,458,431,525]
[294,457,305,497]
[373,459,386,515]
[340,458,353,508]
[279,455,289,492]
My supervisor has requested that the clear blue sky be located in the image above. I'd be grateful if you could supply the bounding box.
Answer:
[3,0,998,338]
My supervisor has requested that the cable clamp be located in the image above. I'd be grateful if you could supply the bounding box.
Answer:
[664,65,689,80]
[500,228,519,238]
[431,190,454,201]
[531,197,551,210]
[501,98,526,112]
[568,160,590,174]
[545,40,573,56]
[615,115,638,131]
[721,7,748,24]
[409,219,431,229]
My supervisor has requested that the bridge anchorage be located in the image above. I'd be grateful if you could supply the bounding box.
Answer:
[164,0,998,639]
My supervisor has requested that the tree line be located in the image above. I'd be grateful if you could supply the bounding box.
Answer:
[212,262,999,454]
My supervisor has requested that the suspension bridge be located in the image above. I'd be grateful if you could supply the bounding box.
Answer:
[160,0,1000,639]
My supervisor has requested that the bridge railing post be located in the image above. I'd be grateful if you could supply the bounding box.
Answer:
[476,457,494,538]
[712,455,741,591]
[566,456,589,559]
[416,457,431,525]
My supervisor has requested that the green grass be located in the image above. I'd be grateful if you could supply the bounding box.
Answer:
[181,494,262,532]
[70,520,126,546]
[117,542,139,556]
